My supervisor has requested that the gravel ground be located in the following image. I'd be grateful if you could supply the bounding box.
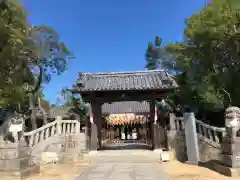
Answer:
[1,162,90,180]
[162,161,239,180]
[2,158,240,180]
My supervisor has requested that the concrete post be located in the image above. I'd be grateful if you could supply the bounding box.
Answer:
[184,112,200,165]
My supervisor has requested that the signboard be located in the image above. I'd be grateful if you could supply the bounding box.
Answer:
[9,124,23,132]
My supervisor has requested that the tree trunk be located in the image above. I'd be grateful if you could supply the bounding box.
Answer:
[29,93,37,129]
[28,64,43,130]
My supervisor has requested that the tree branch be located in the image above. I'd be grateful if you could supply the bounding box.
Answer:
[221,88,232,106]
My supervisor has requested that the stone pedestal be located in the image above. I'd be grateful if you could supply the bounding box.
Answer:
[212,136,240,177]
[213,107,240,177]
[221,135,240,168]
[0,138,40,179]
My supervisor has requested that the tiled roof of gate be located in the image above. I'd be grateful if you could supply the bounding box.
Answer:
[102,101,150,114]
[49,106,84,118]
[75,70,178,92]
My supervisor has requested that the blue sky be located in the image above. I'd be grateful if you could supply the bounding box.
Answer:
[21,0,205,104]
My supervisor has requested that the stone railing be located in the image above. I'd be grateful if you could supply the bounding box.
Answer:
[169,108,240,177]
[173,115,226,148]
[169,113,226,162]
[23,117,80,148]
[174,117,184,131]
[0,115,84,177]
[195,120,226,148]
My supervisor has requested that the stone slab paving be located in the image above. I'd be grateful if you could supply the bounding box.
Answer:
[76,150,171,180]
[76,163,170,180]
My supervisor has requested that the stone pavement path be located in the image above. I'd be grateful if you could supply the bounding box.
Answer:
[76,150,171,180]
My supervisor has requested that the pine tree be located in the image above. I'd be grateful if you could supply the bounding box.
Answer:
[145,36,162,70]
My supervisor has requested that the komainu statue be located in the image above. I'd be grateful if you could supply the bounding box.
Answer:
[225,106,240,138]
[0,112,25,144]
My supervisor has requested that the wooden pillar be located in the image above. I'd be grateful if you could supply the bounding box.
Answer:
[150,100,161,150]
[90,101,103,151]
[84,117,91,152]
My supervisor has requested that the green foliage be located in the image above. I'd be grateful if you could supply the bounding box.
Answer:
[59,87,89,118]
[26,26,72,83]
[0,0,31,110]
[157,0,240,111]
[145,36,162,70]
[145,42,156,70]
[0,0,72,115]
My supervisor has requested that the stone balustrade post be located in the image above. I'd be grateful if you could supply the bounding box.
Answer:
[167,113,176,151]
[73,120,82,153]
[184,112,200,165]
[169,113,176,131]
[56,116,62,135]
[75,121,81,133]
[221,107,240,168]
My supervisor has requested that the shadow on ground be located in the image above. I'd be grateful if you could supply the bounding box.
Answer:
[100,143,152,150]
